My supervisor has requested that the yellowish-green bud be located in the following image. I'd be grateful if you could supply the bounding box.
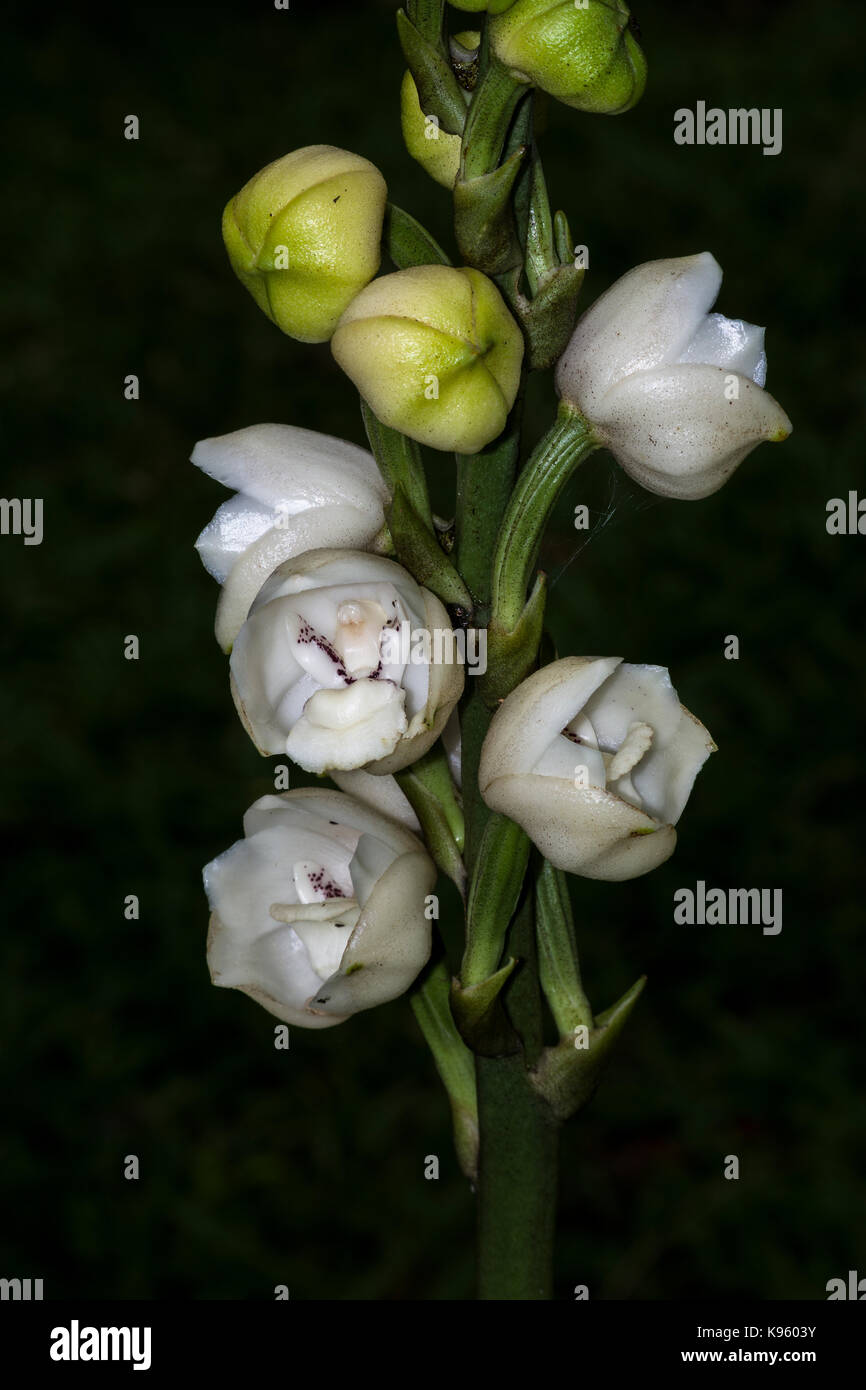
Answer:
[489,0,647,115]
[222,145,387,343]
[332,266,524,454]
[400,71,463,188]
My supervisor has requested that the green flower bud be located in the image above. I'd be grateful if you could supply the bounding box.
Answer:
[489,0,647,115]
[332,266,524,454]
[222,145,387,343]
[400,71,463,188]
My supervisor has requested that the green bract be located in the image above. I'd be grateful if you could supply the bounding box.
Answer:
[400,71,463,188]
[222,145,387,343]
[331,265,524,454]
[489,0,647,115]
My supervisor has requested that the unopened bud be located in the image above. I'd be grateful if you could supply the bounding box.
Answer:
[490,0,647,116]
[332,265,524,454]
[222,145,387,343]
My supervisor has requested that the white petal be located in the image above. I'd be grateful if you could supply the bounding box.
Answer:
[214,503,386,653]
[592,364,792,499]
[678,313,767,386]
[330,769,421,832]
[251,788,425,860]
[586,662,715,823]
[195,493,277,584]
[307,850,435,1018]
[585,664,682,755]
[532,730,607,785]
[269,899,358,923]
[284,679,407,773]
[291,912,358,980]
[350,830,402,902]
[362,587,463,775]
[229,601,307,754]
[204,825,342,1029]
[555,253,722,419]
[252,548,426,626]
[641,703,717,825]
[482,774,677,882]
[478,656,621,788]
[192,423,389,513]
[207,911,345,1028]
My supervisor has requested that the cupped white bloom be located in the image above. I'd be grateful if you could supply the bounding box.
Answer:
[479,656,716,880]
[192,424,390,652]
[555,252,792,499]
[230,548,465,775]
[205,789,436,1026]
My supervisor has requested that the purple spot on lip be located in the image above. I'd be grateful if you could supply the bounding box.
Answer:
[296,618,353,683]
[304,866,349,900]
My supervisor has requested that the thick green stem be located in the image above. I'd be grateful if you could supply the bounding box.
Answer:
[454,398,523,869]
[454,415,521,619]
[442,32,582,1307]
[454,404,558,1299]
[476,1052,559,1299]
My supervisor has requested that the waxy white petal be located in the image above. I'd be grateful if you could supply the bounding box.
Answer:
[192,423,389,513]
[214,503,386,653]
[555,253,722,420]
[678,312,767,386]
[307,850,435,1018]
[285,679,408,773]
[330,769,422,832]
[483,774,678,881]
[478,656,621,786]
[195,493,279,584]
[592,364,792,499]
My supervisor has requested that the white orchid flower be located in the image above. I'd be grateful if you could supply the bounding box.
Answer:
[192,423,390,652]
[230,548,465,775]
[205,789,436,1027]
[479,656,716,880]
[555,252,792,499]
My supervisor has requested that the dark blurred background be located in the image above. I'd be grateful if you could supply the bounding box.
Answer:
[1,0,863,1300]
